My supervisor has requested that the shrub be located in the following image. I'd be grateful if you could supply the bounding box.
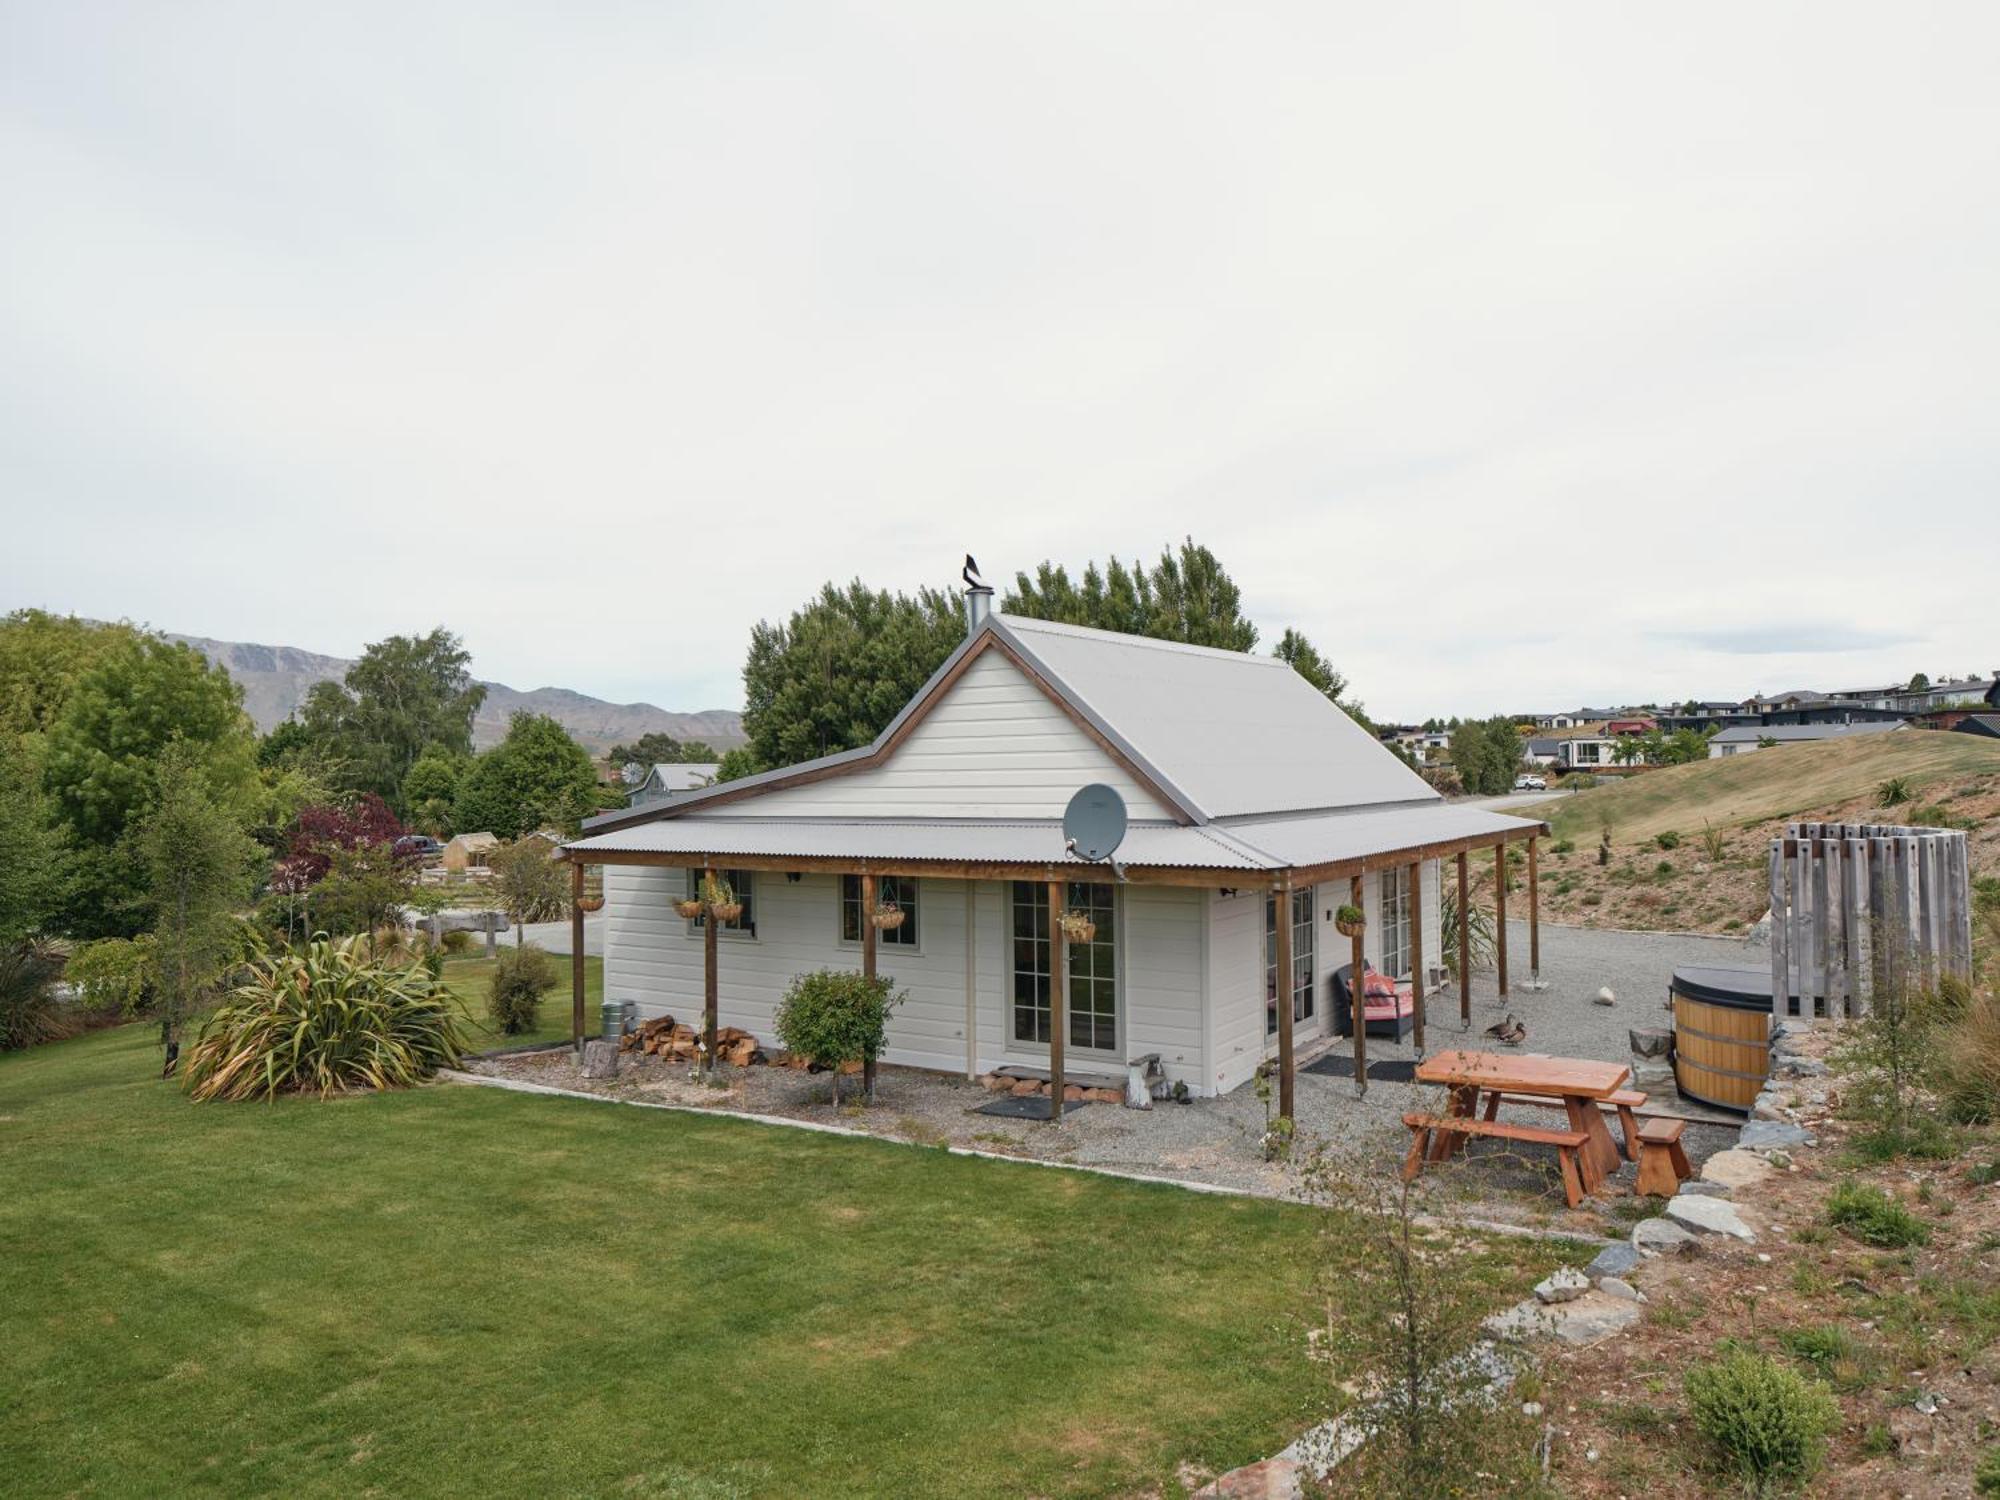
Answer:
[1684,1349,1838,1489]
[1654,859,1676,878]
[1978,1445,2000,1496]
[1777,1324,1858,1377]
[1876,775,1913,806]
[440,928,473,955]
[1550,838,1575,855]
[488,944,557,1035]
[63,936,157,1017]
[0,943,69,1050]
[182,935,466,1101]
[1824,1181,1930,1247]
[1655,830,1681,850]
[1700,820,1727,861]
[774,968,904,1104]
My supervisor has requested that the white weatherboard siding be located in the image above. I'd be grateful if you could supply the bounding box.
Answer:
[604,868,1219,1093]
[1206,890,1266,1095]
[702,649,1173,821]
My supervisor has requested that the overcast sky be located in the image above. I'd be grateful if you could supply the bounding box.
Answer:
[4,3,1995,723]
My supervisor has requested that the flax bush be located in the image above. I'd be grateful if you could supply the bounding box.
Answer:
[182,935,466,1101]
[1684,1348,1838,1492]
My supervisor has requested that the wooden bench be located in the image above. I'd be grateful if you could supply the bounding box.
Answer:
[1634,1116,1692,1198]
[1403,1112,1594,1209]
[1482,1088,1650,1160]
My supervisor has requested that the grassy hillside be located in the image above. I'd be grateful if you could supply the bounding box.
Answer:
[1542,731,2000,843]
[1498,732,2000,934]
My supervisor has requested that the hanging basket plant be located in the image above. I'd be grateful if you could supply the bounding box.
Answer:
[674,897,705,920]
[870,901,906,931]
[1334,904,1367,939]
[576,894,605,914]
[1058,909,1097,943]
[698,874,742,922]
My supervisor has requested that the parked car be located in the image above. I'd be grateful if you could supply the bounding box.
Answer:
[1513,775,1547,791]
[394,834,444,862]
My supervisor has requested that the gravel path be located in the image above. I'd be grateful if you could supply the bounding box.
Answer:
[468,921,1758,1230]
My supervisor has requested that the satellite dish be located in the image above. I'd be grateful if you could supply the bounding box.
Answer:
[1063,783,1128,864]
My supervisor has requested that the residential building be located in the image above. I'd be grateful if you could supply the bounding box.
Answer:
[1707,721,1907,758]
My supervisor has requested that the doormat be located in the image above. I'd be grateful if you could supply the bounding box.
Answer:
[974,1094,1090,1120]
[1303,1056,1420,1083]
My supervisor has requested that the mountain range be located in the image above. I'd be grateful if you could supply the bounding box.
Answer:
[170,634,744,756]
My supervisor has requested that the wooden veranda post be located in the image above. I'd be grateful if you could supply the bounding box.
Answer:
[702,864,719,1073]
[1527,837,1540,981]
[1456,852,1471,1029]
[1275,876,1295,1123]
[1494,843,1509,997]
[1407,859,1425,1054]
[570,859,586,1054]
[860,872,878,1103]
[1046,880,1066,1123]
[1349,875,1367,1095]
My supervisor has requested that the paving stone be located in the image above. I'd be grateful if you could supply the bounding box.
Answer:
[1739,1120,1815,1152]
[1632,1218,1699,1257]
[1585,1242,1640,1281]
[1666,1195,1757,1241]
[1701,1148,1776,1191]
[1534,1267,1590,1304]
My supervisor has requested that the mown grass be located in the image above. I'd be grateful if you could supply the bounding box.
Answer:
[0,1020,1565,1497]
[439,952,602,1052]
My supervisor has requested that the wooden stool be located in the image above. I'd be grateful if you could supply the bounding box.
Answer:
[1635,1117,1692,1198]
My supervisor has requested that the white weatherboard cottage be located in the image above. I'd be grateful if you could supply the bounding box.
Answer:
[566,588,1544,1101]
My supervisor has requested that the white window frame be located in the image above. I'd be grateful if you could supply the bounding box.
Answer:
[838,874,921,951]
[683,869,758,939]
[1264,886,1316,1037]
[1007,879,1122,1060]
[1379,867,1412,981]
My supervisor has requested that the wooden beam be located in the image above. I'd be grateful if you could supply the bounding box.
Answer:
[702,864,718,1075]
[1456,851,1471,1029]
[1349,875,1366,1093]
[1046,879,1066,1124]
[1407,859,1425,1054]
[861,872,878,1103]
[570,860,586,1055]
[1527,837,1540,980]
[1275,877,1294,1122]
[1495,843,1509,997]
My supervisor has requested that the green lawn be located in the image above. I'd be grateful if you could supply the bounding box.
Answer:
[439,952,602,1052]
[0,1022,1562,1498]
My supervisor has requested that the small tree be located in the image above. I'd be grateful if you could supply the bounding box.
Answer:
[141,743,260,1068]
[310,842,417,938]
[773,969,903,1106]
[487,944,556,1035]
[488,839,570,944]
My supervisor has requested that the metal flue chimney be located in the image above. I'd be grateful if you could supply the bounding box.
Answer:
[961,553,993,635]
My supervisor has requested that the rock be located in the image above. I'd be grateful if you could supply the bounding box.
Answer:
[1739,1120,1814,1152]
[1701,1148,1776,1191]
[979,1073,1011,1092]
[1594,987,1616,1006]
[1061,1084,1085,1102]
[1677,1180,1733,1199]
[1629,1059,1675,1090]
[1751,1092,1789,1121]
[1086,1087,1123,1103]
[580,1038,620,1080]
[1192,1457,1302,1499]
[1666,1195,1757,1241]
[1632,1218,1699,1257]
[1597,1276,1646,1303]
[1488,1291,1642,1346]
[1010,1079,1043,1097]
[1776,1056,1829,1078]
[1534,1267,1590,1304]
[1585,1242,1641,1281]
[1629,1027,1674,1059]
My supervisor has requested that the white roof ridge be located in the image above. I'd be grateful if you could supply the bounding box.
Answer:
[995,611,1286,666]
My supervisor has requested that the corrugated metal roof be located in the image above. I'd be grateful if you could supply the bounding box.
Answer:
[995,615,1439,819]
[568,801,1543,873]
[1712,721,1905,744]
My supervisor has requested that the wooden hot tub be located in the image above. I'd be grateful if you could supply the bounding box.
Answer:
[1668,966,1785,1114]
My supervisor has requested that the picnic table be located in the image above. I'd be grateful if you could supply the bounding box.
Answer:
[1403,1049,1633,1207]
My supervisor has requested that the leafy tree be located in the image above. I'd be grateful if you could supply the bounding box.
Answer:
[605,732,719,766]
[0,610,140,738]
[141,742,261,1061]
[0,738,66,947]
[488,839,570,942]
[401,746,467,836]
[1270,628,1371,730]
[1909,671,1931,692]
[305,844,416,938]
[255,717,317,768]
[277,795,407,888]
[1447,717,1524,795]
[453,713,599,839]
[712,746,761,784]
[299,629,484,810]
[740,581,963,772]
[42,636,259,938]
[1003,538,1258,650]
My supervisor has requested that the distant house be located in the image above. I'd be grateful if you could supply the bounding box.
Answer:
[1555,737,1621,771]
[1523,737,1561,767]
[442,831,501,872]
[1708,721,1906,758]
[1386,729,1450,766]
[1604,718,1656,737]
[1954,714,2000,741]
[628,762,721,806]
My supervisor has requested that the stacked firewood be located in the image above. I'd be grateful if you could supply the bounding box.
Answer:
[620,1015,767,1068]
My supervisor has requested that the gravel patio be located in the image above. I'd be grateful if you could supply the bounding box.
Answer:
[466,921,1759,1231]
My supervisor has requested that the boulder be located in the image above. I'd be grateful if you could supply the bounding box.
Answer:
[1533,1267,1590,1304]
[1701,1148,1776,1192]
[1630,1060,1675,1091]
[1632,1218,1699,1257]
[1629,1027,1674,1059]
[1487,1291,1641,1346]
[1597,1276,1645,1303]
[1666,1195,1757,1242]
[1738,1120,1814,1152]
[1585,1242,1640,1282]
[580,1038,620,1080]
